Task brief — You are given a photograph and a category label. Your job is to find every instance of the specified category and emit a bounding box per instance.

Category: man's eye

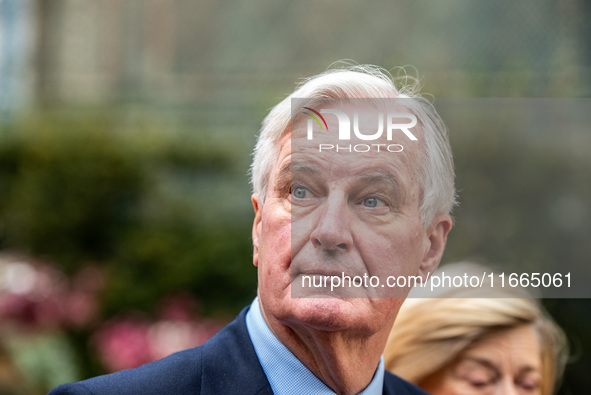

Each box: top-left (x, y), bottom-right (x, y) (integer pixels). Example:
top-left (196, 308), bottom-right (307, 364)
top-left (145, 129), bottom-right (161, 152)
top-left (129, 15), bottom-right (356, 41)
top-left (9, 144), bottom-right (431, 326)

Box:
top-left (363, 197), bottom-right (385, 208)
top-left (292, 186), bottom-right (309, 199)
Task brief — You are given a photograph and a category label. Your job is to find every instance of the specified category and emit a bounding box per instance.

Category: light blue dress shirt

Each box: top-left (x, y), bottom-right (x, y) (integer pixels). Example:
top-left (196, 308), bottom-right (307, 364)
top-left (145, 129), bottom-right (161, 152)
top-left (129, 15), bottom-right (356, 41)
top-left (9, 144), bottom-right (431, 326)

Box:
top-left (245, 297), bottom-right (385, 395)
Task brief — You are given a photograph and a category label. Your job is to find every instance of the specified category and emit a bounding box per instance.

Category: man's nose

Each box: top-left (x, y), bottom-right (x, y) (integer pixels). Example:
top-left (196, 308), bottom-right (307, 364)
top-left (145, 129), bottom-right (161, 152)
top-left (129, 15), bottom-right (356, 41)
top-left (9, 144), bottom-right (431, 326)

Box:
top-left (309, 193), bottom-right (353, 252)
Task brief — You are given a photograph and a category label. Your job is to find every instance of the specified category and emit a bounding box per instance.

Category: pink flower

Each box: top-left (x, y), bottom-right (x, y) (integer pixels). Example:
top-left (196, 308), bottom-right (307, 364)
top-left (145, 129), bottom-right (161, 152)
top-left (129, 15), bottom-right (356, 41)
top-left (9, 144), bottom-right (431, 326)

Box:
top-left (0, 254), bottom-right (102, 330)
top-left (92, 318), bottom-right (153, 372)
top-left (92, 293), bottom-right (227, 372)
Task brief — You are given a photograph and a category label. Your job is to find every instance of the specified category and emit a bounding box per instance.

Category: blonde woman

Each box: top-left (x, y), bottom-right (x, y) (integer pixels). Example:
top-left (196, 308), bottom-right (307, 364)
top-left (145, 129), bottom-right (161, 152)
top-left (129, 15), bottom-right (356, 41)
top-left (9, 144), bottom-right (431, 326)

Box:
top-left (384, 263), bottom-right (568, 395)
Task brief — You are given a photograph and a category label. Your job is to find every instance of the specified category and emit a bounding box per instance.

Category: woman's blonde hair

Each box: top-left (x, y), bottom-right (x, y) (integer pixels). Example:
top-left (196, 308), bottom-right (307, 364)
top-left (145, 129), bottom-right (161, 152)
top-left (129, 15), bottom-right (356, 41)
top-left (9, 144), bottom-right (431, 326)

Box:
top-left (384, 264), bottom-right (568, 395)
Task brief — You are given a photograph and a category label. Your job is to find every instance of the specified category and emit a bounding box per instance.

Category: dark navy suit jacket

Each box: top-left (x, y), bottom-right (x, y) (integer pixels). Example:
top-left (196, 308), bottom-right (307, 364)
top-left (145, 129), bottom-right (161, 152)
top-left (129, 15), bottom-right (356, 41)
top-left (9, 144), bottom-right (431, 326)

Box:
top-left (49, 307), bottom-right (429, 395)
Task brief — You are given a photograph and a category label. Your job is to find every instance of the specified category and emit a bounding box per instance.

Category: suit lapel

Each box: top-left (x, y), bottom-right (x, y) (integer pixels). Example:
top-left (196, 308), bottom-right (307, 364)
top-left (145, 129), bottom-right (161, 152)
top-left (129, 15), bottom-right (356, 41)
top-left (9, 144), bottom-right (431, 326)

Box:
top-left (200, 307), bottom-right (273, 394)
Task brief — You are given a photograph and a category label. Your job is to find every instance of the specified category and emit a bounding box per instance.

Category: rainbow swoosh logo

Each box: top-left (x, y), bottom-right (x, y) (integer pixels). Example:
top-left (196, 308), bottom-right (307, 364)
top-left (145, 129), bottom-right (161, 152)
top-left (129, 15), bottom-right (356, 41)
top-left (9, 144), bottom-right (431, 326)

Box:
top-left (302, 107), bottom-right (329, 131)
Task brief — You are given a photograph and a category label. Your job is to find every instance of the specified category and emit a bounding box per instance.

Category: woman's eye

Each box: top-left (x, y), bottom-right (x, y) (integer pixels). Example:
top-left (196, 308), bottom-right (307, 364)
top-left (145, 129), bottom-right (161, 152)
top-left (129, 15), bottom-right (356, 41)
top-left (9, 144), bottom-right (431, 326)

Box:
top-left (363, 197), bottom-right (385, 208)
top-left (292, 186), bottom-right (308, 199)
top-left (467, 379), bottom-right (493, 388)
top-left (461, 374), bottom-right (496, 389)
top-left (517, 378), bottom-right (541, 391)
top-left (453, 363), bottom-right (497, 389)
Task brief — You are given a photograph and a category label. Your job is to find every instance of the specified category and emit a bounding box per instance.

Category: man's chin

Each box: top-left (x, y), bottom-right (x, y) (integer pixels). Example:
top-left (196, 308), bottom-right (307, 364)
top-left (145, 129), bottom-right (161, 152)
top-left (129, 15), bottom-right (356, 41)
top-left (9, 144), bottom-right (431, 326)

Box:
top-left (283, 297), bottom-right (376, 333)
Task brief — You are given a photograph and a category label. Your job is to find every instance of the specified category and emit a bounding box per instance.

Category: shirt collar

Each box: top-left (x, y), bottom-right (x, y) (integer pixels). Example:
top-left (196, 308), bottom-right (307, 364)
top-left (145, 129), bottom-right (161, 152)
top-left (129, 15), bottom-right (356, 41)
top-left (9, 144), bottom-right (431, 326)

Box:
top-left (245, 297), bottom-right (385, 395)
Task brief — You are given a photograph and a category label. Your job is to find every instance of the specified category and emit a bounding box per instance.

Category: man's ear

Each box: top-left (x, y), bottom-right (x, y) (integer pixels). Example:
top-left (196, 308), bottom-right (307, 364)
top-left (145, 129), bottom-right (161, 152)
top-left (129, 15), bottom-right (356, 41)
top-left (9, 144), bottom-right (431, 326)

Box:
top-left (251, 194), bottom-right (263, 267)
top-left (418, 215), bottom-right (452, 279)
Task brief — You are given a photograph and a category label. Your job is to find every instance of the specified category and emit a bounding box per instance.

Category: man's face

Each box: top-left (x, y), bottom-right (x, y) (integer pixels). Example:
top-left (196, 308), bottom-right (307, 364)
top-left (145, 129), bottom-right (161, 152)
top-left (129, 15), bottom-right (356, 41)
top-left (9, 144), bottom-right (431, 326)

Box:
top-left (252, 103), bottom-right (451, 336)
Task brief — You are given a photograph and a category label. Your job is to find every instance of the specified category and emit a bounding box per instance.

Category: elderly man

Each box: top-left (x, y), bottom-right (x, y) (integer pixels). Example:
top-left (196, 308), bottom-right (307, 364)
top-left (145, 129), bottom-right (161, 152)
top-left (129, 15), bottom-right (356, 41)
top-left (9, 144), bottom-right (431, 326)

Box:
top-left (50, 65), bottom-right (454, 395)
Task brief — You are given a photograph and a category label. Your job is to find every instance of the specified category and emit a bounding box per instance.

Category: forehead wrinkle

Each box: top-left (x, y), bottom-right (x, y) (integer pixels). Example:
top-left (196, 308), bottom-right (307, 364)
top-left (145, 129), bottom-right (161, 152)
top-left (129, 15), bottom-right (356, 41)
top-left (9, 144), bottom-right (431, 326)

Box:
top-left (463, 356), bottom-right (497, 370)
top-left (358, 171), bottom-right (399, 189)
top-left (290, 163), bottom-right (321, 177)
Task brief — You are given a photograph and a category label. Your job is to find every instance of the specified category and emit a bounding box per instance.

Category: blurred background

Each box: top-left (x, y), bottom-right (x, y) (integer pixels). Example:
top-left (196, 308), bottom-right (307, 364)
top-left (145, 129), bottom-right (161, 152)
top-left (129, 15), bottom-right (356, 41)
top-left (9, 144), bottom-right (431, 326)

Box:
top-left (0, 0), bottom-right (589, 393)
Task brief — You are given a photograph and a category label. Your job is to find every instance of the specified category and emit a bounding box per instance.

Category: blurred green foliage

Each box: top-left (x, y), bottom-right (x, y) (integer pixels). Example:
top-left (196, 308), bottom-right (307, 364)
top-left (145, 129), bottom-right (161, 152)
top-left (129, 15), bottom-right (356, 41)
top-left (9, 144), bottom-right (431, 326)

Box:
top-left (0, 111), bottom-right (258, 318)
top-left (6, 333), bottom-right (80, 393)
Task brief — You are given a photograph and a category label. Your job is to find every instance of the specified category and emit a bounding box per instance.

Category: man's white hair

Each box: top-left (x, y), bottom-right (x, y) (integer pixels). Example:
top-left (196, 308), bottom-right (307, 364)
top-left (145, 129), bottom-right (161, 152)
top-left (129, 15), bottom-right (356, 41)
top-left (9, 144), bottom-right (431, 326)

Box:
top-left (250, 65), bottom-right (456, 226)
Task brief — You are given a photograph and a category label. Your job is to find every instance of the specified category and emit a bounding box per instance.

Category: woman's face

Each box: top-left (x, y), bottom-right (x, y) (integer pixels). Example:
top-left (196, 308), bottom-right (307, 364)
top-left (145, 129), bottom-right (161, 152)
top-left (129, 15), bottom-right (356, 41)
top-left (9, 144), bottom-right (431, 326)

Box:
top-left (421, 325), bottom-right (543, 395)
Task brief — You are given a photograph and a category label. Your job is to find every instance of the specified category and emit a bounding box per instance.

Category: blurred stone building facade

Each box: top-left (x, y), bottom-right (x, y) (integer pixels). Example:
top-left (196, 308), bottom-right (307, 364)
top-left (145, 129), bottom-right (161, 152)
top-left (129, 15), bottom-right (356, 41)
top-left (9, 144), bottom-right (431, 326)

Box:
top-left (1, 0), bottom-right (589, 115)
